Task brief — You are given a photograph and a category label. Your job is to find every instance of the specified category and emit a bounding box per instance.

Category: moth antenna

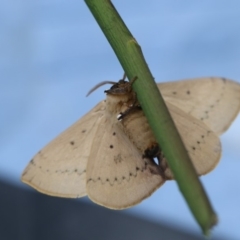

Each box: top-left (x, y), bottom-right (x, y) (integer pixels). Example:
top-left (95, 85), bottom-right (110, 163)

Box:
top-left (86, 81), bottom-right (117, 97)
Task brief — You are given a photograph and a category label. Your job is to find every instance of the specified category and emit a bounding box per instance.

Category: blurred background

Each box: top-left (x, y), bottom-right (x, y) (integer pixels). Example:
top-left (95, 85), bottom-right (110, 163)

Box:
top-left (1, 0), bottom-right (240, 239)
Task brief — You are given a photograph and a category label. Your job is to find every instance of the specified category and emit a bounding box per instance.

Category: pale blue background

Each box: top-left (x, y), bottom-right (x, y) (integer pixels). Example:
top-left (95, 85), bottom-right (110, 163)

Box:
top-left (1, 0), bottom-right (240, 239)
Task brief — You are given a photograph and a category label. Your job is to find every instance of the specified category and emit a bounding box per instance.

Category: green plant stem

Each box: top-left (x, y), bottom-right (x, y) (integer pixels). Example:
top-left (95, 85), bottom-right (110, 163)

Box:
top-left (84, 0), bottom-right (217, 234)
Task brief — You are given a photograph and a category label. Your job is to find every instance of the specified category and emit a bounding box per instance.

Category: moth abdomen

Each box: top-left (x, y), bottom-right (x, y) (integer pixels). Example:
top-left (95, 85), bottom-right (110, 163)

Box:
top-left (121, 108), bottom-right (157, 156)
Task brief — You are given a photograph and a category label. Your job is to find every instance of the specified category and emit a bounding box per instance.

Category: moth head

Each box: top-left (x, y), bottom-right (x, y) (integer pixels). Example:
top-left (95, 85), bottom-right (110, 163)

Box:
top-left (105, 76), bottom-right (137, 96)
top-left (105, 79), bottom-right (132, 95)
top-left (87, 74), bottom-right (137, 97)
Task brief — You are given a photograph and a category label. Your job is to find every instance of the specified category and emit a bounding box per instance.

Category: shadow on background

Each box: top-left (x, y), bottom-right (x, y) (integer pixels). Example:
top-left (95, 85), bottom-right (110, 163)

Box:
top-left (0, 178), bottom-right (225, 240)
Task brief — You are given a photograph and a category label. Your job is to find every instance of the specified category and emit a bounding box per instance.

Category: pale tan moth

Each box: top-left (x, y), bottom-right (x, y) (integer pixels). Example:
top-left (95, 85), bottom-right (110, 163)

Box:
top-left (21, 77), bottom-right (240, 209)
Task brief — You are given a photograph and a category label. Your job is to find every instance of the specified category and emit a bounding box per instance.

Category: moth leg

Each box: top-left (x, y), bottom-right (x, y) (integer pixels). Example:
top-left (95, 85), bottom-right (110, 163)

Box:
top-left (118, 105), bottom-right (141, 120)
top-left (129, 75), bottom-right (138, 86)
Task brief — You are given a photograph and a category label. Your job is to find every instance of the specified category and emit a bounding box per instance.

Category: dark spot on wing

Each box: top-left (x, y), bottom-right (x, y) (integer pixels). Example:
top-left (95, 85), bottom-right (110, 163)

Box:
top-left (70, 141), bottom-right (75, 145)
top-left (186, 90), bottom-right (190, 95)
top-left (113, 132), bottom-right (116, 136)
top-left (110, 145), bottom-right (114, 149)
top-left (30, 159), bottom-right (35, 165)
top-left (82, 129), bottom-right (86, 133)
top-left (172, 91), bottom-right (177, 95)
top-left (221, 77), bottom-right (227, 83)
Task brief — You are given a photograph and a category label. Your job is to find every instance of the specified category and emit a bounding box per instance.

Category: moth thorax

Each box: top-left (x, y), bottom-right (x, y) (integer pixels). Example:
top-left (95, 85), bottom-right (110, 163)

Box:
top-left (106, 93), bottom-right (134, 115)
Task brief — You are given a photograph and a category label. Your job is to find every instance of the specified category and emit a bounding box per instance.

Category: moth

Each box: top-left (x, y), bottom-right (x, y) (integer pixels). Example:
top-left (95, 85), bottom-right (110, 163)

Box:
top-left (21, 77), bottom-right (240, 209)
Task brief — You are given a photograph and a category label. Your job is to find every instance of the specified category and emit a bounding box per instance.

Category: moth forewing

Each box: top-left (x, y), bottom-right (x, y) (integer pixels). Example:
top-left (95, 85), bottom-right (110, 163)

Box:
top-left (159, 77), bottom-right (240, 135)
top-left (86, 114), bottom-right (165, 209)
top-left (21, 101), bottom-right (105, 198)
